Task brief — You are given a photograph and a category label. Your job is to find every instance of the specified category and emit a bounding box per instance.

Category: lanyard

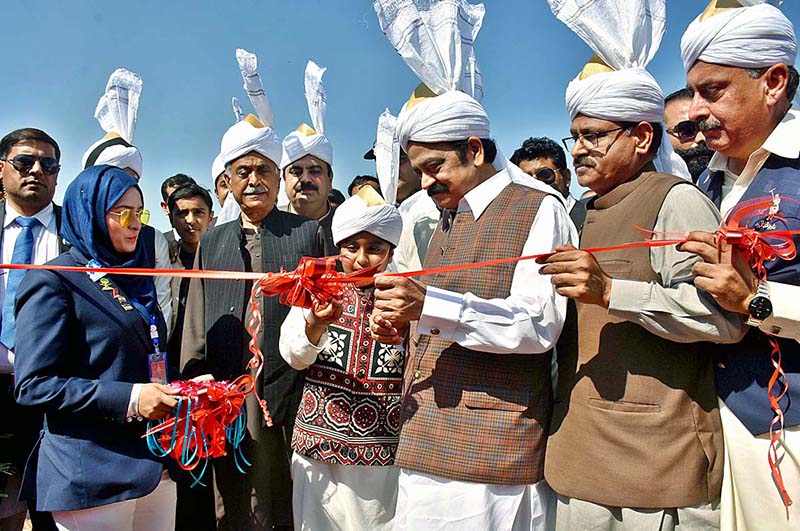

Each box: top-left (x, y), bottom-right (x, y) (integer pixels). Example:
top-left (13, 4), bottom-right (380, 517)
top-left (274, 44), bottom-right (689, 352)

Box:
top-left (148, 314), bottom-right (168, 385)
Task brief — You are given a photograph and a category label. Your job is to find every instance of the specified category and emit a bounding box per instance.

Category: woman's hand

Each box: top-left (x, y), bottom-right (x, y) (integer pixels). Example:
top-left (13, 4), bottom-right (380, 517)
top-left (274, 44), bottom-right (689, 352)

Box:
top-left (137, 383), bottom-right (178, 420)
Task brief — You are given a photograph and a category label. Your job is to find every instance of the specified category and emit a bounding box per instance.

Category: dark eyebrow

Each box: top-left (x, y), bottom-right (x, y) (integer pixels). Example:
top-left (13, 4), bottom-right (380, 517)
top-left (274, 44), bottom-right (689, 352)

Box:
top-left (417, 156), bottom-right (446, 168)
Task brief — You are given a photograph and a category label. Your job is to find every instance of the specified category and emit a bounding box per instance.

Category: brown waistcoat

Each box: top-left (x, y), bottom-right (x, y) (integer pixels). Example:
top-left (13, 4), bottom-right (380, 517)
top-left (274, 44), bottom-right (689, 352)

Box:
top-left (395, 182), bottom-right (553, 485)
top-left (544, 170), bottom-right (723, 508)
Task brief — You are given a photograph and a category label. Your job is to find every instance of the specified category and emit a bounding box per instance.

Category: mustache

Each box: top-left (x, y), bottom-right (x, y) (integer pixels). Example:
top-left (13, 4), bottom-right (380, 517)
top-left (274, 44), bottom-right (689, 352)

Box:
top-left (294, 181), bottom-right (319, 193)
top-left (697, 117), bottom-right (722, 132)
top-left (243, 185), bottom-right (268, 195)
top-left (427, 181), bottom-right (449, 197)
top-left (573, 156), bottom-right (596, 169)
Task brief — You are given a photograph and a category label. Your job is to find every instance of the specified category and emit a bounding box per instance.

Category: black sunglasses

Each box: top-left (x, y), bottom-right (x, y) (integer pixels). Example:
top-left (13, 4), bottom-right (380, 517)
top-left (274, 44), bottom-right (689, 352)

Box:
top-left (534, 167), bottom-right (557, 185)
top-left (666, 120), bottom-right (699, 143)
top-left (1, 154), bottom-right (60, 175)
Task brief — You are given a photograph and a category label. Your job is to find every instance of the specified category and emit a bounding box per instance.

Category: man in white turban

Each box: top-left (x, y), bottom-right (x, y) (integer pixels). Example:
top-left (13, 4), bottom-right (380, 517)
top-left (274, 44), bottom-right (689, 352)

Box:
top-left (279, 187), bottom-right (404, 531)
top-left (677, 1), bottom-right (800, 528)
top-left (180, 113), bottom-right (325, 531)
top-left (369, 1), bottom-right (574, 529)
top-left (280, 61), bottom-right (337, 255)
top-left (82, 68), bottom-right (173, 335)
top-left (539, 1), bottom-right (746, 528)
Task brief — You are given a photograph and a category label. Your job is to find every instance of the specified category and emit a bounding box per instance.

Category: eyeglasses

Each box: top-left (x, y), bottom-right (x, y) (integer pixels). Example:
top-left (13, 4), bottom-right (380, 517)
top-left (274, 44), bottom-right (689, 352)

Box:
top-left (562, 126), bottom-right (632, 152)
top-left (666, 120), bottom-right (699, 143)
top-left (1, 154), bottom-right (60, 175)
top-left (534, 167), bottom-right (557, 185)
top-left (108, 209), bottom-right (150, 228)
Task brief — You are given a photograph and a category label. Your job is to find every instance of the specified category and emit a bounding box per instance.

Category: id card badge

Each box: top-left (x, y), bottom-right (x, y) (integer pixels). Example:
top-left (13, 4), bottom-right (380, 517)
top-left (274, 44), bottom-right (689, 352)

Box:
top-left (148, 315), bottom-right (168, 385)
top-left (149, 350), bottom-right (168, 385)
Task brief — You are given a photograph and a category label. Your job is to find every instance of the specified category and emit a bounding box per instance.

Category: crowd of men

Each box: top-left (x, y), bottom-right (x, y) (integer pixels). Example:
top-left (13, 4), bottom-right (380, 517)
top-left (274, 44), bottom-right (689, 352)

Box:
top-left (0, 0), bottom-right (798, 530)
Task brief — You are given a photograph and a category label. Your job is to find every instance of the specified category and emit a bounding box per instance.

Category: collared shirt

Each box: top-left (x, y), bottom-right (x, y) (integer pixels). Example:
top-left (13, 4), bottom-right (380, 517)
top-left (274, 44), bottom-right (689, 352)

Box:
top-left (416, 167), bottom-right (574, 354)
top-left (0, 202), bottom-right (61, 373)
top-left (707, 107), bottom-right (800, 341)
top-left (564, 194), bottom-right (577, 214)
top-left (709, 107), bottom-right (800, 217)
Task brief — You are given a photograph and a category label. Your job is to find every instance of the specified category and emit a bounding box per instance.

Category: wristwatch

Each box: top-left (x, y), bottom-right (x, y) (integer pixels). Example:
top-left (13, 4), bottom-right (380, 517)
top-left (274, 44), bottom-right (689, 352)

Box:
top-left (746, 280), bottom-right (773, 327)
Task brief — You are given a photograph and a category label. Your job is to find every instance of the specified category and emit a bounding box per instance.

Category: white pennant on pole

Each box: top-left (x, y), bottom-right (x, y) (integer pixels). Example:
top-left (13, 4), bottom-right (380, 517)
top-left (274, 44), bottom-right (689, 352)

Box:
top-left (236, 48), bottom-right (275, 127)
top-left (231, 97), bottom-right (244, 122)
top-left (304, 60), bottom-right (327, 134)
top-left (375, 109), bottom-right (399, 206)
top-left (94, 68), bottom-right (142, 142)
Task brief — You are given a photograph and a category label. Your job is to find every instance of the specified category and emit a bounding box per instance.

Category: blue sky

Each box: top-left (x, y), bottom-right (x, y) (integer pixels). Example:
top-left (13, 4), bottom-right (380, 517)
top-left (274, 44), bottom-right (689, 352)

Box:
top-left (1, 0), bottom-right (797, 231)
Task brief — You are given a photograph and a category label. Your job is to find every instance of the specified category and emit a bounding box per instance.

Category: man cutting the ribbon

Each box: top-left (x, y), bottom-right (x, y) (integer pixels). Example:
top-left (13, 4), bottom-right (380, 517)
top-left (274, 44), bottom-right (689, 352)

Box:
top-left (677, 1), bottom-right (800, 527)
top-left (369, 1), bottom-right (573, 529)
top-left (538, 0), bottom-right (746, 529)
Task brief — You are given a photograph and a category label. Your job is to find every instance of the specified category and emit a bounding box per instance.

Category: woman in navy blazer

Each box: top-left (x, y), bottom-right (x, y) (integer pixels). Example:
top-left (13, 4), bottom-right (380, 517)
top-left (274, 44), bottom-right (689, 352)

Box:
top-left (13, 166), bottom-right (178, 530)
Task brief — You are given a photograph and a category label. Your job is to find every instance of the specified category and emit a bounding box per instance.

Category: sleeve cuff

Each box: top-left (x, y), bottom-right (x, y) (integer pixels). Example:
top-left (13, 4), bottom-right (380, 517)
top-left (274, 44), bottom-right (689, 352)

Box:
top-left (417, 286), bottom-right (463, 340)
top-left (608, 278), bottom-right (649, 315)
top-left (759, 281), bottom-right (800, 339)
top-left (126, 383), bottom-right (143, 422)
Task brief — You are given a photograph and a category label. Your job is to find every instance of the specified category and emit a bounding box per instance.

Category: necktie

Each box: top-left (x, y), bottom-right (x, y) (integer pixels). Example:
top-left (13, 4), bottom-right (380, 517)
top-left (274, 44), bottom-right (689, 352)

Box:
top-left (441, 209), bottom-right (455, 232)
top-left (1, 217), bottom-right (40, 350)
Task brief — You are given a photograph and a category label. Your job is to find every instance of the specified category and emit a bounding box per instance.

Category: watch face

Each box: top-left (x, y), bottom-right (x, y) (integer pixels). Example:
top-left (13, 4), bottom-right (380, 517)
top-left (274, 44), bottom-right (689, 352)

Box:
top-left (749, 296), bottom-right (773, 321)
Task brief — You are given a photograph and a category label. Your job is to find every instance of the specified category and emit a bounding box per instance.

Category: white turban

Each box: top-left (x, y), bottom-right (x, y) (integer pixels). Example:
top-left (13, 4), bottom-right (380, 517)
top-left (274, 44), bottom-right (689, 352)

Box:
top-left (681, 2), bottom-right (797, 72)
top-left (375, 0), bottom-right (487, 150)
top-left (280, 61), bottom-right (333, 170)
top-left (396, 90), bottom-right (490, 151)
top-left (280, 129), bottom-right (333, 170)
top-left (220, 114), bottom-right (282, 167)
top-left (83, 68), bottom-right (144, 178)
top-left (211, 154), bottom-right (225, 183)
top-left (549, 0), bottom-right (690, 180)
top-left (82, 136), bottom-right (143, 178)
top-left (332, 189), bottom-right (403, 247)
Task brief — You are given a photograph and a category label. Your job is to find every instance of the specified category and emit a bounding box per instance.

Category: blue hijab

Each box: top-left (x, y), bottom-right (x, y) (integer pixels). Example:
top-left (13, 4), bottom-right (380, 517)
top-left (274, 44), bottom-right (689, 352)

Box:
top-left (62, 165), bottom-right (157, 322)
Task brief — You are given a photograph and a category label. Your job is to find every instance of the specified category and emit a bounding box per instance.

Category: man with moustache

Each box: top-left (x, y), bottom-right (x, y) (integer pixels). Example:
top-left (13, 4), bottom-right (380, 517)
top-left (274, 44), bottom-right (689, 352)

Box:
top-left (369, 1), bottom-right (573, 527)
top-left (0, 128), bottom-right (67, 531)
top-left (281, 61), bottom-right (337, 256)
top-left (180, 115), bottom-right (322, 531)
top-left (677, 2), bottom-right (800, 527)
top-left (539, 0), bottom-right (746, 527)
top-left (663, 88), bottom-right (714, 183)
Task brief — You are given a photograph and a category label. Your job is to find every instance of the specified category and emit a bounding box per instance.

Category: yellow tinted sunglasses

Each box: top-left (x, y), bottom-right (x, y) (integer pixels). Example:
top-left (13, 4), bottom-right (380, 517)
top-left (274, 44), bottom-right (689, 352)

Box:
top-left (108, 209), bottom-right (150, 228)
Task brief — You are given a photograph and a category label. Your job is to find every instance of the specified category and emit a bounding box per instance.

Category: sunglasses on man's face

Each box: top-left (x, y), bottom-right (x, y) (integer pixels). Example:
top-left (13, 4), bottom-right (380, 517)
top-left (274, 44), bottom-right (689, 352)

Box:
top-left (1, 154), bottom-right (60, 175)
top-left (534, 167), bottom-right (557, 185)
top-left (666, 120), bottom-right (700, 143)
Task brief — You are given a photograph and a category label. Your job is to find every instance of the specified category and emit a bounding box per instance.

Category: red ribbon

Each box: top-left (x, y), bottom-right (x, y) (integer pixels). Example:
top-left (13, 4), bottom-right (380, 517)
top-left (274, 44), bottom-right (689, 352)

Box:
top-left (144, 375), bottom-right (253, 473)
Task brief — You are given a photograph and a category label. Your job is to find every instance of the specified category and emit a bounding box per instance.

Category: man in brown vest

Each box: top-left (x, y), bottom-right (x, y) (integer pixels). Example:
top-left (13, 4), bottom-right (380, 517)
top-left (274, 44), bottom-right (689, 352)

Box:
top-left (539, 1), bottom-right (746, 527)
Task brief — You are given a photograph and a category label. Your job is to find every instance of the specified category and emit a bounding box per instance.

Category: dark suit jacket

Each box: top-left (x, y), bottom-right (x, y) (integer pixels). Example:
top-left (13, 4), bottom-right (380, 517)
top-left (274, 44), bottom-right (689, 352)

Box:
top-left (181, 208), bottom-right (322, 425)
top-left (13, 248), bottom-right (170, 511)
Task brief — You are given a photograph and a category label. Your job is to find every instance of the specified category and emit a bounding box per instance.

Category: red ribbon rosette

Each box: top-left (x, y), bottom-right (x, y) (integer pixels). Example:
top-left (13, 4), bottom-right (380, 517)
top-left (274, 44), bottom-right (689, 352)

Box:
top-left (144, 375), bottom-right (254, 483)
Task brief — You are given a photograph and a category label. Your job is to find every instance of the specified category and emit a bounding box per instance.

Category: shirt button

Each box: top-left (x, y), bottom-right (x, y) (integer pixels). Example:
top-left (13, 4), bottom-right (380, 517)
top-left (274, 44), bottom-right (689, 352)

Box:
top-left (430, 328), bottom-right (440, 336)
top-left (230, 306), bottom-right (235, 312)
top-left (414, 370), bottom-right (421, 379)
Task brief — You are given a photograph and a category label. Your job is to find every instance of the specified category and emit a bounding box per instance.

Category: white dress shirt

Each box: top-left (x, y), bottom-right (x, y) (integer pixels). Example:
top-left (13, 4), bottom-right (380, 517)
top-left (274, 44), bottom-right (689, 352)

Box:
top-left (416, 168), bottom-right (573, 354)
top-left (0, 202), bottom-right (62, 372)
top-left (706, 107), bottom-right (800, 340)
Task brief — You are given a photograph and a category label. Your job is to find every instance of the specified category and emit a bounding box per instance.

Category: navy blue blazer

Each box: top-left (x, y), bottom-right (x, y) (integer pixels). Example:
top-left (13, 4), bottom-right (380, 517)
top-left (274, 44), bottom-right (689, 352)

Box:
top-left (699, 156), bottom-right (800, 434)
top-left (13, 248), bottom-right (170, 511)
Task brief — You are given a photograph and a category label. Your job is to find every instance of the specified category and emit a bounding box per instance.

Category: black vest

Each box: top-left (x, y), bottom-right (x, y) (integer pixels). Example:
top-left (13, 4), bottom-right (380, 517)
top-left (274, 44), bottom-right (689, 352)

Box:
top-left (199, 209), bottom-right (321, 426)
